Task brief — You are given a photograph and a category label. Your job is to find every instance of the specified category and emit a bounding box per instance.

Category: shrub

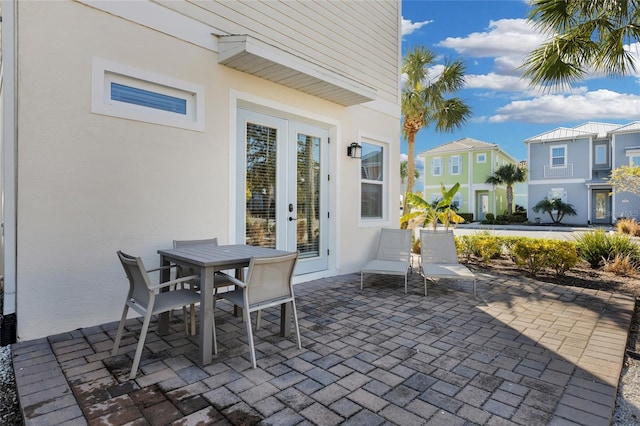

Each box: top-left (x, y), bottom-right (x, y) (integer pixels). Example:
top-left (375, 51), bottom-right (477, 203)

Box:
top-left (510, 238), bottom-right (548, 276)
top-left (574, 229), bottom-right (640, 269)
top-left (544, 240), bottom-right (579, 276)
top-left (603, 254), bottom-right (639, 276)
top-left (458, 213), bottom-right (474, 223)
top-left (459, 233), bottom-right (503, 264)
top-left (617, 218), bottom-right (640, 237)
top-left (485, 213), bottom-right (495, 222)
top-left (507, 215), bottom-right (527, 223)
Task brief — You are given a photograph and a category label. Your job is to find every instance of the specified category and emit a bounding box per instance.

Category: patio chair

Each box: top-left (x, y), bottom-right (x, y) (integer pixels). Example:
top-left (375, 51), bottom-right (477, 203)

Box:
top-left (360, 228), bottom-right (412, 293)
top-left (419, 229), bottom-right (476, 298)
top-left (214, 251), bottom-right (301, 368)
top-left (173, 238), bottom-right (235, 335)
top-left (112, 251), bottom-right (202, 379)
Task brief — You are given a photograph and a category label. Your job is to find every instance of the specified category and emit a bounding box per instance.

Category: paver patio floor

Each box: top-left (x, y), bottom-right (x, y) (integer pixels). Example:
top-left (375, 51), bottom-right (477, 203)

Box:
top-left (12, 270), bottom-right (635, 425)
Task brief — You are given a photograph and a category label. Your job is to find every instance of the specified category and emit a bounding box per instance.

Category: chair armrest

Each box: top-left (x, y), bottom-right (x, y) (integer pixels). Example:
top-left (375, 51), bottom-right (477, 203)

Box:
top-left (225, 275), bottom-right (247, 288)
top-left (150, 275), bottom-right (200, 291)
top-left (146, 264), bottom-right (178, 273)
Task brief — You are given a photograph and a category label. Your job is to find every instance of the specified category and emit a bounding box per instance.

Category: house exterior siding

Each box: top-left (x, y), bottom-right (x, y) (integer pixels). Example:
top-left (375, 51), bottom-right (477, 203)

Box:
top-left (2, 0), bottom-right (401, 340)
top-left (526, 122), bottom-right (640, 225)
top-left (419, 138), bottom-right (520, 222)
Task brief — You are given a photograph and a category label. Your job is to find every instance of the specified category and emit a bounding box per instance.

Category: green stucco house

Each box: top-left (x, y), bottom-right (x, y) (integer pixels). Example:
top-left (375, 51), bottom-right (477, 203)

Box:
top-left (418, 138), bottom-right (520, 221)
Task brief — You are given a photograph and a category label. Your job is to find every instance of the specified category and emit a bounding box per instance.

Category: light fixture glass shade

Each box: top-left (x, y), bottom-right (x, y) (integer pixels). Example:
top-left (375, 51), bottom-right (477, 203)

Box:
top-left (347, 142), bottom-right (362, 159)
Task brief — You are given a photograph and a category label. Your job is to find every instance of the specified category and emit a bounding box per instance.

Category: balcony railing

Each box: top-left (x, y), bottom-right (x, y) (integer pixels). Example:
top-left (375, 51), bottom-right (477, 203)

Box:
top-left (544, 164), bottom-right (573, 178)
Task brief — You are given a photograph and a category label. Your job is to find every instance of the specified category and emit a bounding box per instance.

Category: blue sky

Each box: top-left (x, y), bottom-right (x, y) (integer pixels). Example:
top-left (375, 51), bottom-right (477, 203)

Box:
top-left (401, 0), bottom-right (640, 179)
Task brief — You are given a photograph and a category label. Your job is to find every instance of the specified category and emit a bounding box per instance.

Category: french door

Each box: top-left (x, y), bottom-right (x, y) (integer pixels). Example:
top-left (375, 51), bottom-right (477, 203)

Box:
top-left (236, 109), bottom-right (329, 274)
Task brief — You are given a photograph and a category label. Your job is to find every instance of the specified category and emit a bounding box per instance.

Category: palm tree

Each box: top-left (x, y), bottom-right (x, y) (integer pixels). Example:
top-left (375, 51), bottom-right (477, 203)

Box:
top-left (485, 164), bottom-right (527, 216)
top-left (523, 0), bottom-right (640, 89)
top-left (402, 46), bottom-right (472, 206)
top-left (532, 198), bottom-right (578, 224)
top-left (400, 160), bottom-right (420, 212)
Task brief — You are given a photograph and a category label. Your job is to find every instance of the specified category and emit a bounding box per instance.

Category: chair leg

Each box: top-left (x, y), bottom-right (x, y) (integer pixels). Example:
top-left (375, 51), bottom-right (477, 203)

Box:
top-left (182, 307), bottom-right (189, 336)
top-left (244, 309), bottom-right (257, 368)
top-left (112, 304), bottom-right (129, 356)
top-left (424, 277), bottom-right (428, 296)
top-left (290, 300), bottom-right (302, 350)
top-left (256, 310), bottom-right (262, 330)
top-left (212, 298), bottom-right (218, 355)
top-left (473, 277), bottom-right (477, 300)
top-left (129, 310), bottom-right (153, 380)
top-left (360, 272), bottom-right (364, 290)
top-left (404, 274), bottom-right (408, 294)
top-left (190, 304), bottom-right (196, 336)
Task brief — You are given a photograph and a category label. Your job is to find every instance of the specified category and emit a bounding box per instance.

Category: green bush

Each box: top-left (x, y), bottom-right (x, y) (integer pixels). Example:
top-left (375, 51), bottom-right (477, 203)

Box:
top-left (485, 213), bottom-right (495, 222)
top-left (574, 230), bottom-right (640, 269)
top-left (459, 233), bottom-right (503, 263)
top-left (510, 238), bottom-right (548, 276)
top-left (545, 240), bottom-right (579, 276)
top-left (458, 213), bottom-right (474, 223)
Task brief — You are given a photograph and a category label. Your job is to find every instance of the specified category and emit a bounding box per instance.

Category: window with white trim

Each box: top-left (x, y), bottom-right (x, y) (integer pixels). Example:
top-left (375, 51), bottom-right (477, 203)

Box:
top-left (450, 155), bottom-right (462, 175)
top-left (431, 157), bottom-right (442, 176)
top-left (91, 57), bottom-right (204, 131)
top-left (550, 145), bottom-right (567, 166)
top-left (594, 143), bottom-right (607, 165)
top-left (452, 193), bottom-right (463, 209)
top-left (477, 153), bottom-right (486, 163)
top-left (360, 141), bottom-right (386, 219)
top-left (548, 188), bottom-right (567, 203)
top-left (627, 149), bottom-right (640, 166)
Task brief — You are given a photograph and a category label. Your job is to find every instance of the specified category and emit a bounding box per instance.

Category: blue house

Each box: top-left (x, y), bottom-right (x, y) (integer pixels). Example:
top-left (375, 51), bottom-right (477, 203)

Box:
top-left (526, 122), bottom-right (640, 225)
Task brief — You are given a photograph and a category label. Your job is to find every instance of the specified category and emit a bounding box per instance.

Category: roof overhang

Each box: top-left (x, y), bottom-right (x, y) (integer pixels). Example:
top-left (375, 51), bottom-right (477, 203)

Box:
top-left (217, 35), bottom-right (376, 106)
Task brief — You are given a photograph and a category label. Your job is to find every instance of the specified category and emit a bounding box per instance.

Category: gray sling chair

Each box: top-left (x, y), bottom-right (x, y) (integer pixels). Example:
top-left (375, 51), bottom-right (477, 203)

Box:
top-left (172, 238), bottom-right (235, 335)
top-left (360, 228), bottom-right (413, 293)
top-left (214, 251), bottom-right (301, 368)
top-left (419, 229), bottom-right (476, 298)
top-left (112, 251), bottom-right (202, 379)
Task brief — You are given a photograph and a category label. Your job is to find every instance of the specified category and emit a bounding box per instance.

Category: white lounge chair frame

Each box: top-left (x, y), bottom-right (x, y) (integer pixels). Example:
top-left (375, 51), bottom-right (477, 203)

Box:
top-left (360, 228), bottom-right (412, 293)
top-left (419, 229), bottom-right (476, 298)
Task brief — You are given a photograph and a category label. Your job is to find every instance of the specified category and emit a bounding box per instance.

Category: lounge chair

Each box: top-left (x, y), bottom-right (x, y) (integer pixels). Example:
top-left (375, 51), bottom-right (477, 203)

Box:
top-left (360, 228), bottom-right (412, 293)
top-left (419, 229), bottom-right (476, 298)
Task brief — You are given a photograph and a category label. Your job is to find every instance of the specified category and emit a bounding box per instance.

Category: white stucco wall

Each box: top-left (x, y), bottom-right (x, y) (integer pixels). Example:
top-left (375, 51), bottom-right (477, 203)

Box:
top-left (13, 1), bottom-right (401, 340)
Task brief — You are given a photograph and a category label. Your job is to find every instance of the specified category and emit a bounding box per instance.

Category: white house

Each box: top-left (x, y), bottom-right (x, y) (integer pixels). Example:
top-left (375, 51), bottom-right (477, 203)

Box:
top-left (0, 0), bottom-right (402, 342)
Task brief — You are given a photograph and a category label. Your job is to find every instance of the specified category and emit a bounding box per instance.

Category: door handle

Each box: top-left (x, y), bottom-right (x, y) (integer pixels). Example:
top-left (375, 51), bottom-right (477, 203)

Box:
top-left (288, 217), bottom-right (297, 221)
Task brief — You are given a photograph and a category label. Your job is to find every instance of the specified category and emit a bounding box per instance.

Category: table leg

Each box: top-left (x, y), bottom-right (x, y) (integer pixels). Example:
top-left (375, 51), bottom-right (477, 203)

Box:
top-left (234, 268), bottom-right (243, 318)
top-left (280, 302), bottom-right (292, 337)
top-left (158, 256), bottom-right (171, 335)
top-left (199, 266), bottom-right (215, 365)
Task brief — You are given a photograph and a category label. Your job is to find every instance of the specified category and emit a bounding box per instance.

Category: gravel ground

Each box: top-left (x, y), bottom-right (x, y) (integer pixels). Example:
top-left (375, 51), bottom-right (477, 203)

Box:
top-left (0, 345), bottom-right (22, 425)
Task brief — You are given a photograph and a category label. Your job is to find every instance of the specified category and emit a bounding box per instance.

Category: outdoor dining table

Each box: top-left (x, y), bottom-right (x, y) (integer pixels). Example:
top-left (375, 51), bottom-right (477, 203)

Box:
top-left (157, 243), bottom-right (292, 365)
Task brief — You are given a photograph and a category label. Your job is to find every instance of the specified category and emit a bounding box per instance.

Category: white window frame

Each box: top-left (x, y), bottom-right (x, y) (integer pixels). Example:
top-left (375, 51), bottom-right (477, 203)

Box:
top-left (594, 143), bottom-right (607, 165)
top-left (450, 155), bottom-right (462, 175)
top-left (452, 193), bottom-right (463, 209)
top-left (91, 57), bottom-right (205, 131)
top-left (550, 145), bottom-right (567, 167)
top-left (359, 138), bottom-right (388, 224)
top-left (431, 157), bottom-right (442, 176)
top-left (627, 149), bottom-right (640, 166)
top-left (477, 153), bottom-right (486, 163)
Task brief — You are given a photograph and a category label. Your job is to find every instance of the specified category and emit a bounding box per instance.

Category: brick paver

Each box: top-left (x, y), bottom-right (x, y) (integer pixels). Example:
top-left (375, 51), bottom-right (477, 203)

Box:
top-left (12, 270), bottom-right (634, 425)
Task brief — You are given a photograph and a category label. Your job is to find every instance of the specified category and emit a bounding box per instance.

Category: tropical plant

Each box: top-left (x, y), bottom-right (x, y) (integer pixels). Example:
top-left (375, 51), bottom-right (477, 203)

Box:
top-left (523, 0), bottom-right (640, 89)
top-left (575, 229), bottom-right (640, 269)
top-left (400, 160), bottom-right (420, 212)
top-left (607, 165), bottom-right (640, 195)
top-left (401, 46), bottom-right (471, 208)
top-left (485, 164), bottom-right (527, 216)
top-left (402, 183), bottom-right (466, 230)
top-left (532, 198), bottom-right (577, 224)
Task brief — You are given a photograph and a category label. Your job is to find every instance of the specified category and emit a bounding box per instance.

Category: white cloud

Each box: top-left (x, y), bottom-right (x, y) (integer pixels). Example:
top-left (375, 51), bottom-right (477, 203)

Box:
top-left (402, 18), bottom-right (433, 36)
top-left (465, 73), bottom-right (531, 92)
top-left (438, 19), bottom-right (544, 59)
top-left (489, 89), bottom-right (640, 123)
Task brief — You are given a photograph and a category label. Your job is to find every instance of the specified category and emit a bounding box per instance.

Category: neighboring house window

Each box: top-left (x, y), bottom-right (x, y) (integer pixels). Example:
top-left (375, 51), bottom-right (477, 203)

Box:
top-left (91, 57), bottom-right (204, 131)
top-left (548, 188), bottom-right (567, 202)
top-left (477, 153), bottom-right (486, 163)
top-left (594, 144), bottom-right (607, 165)
top-left (627, 149), bottom-right (640, 166)
top-left (452, 193), bottom-right (463, 209)
top-left (430, 193), bottom-right (441, 204)
top-left (431, 157), bottom-right (442, 176)
top-left (360, 141), bottom-right (385, 219)
top-left (450, 156), bottom-right (462, 175)
top-left (551, 145), bottom-right (567, 166)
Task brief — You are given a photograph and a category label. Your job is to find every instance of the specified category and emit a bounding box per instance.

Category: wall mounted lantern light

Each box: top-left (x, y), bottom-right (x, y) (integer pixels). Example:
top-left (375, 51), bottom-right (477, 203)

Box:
top-left (347, 142), bottom-right (362, 159)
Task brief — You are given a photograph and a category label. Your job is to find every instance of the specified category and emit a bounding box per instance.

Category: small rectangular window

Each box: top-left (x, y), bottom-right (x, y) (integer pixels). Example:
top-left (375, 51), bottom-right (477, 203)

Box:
top-left (477, 153), bottom-right (486, 163)
top-left (431, 158), bottom-right (442, 176)
top-left (92, 57), bottom-right (204, 131)
top-left (594, 144), bottom-right (607, 165)
top-left (360, 142), bottom-right (385, 219)
top-left (450, 156), bottom-right (462, 175)
top-left (631, 155), bottom-right (640, 166)
top-left (551, 146), bottom-right (566, 166)
top-left (110, 83), bottom-right (187, 114)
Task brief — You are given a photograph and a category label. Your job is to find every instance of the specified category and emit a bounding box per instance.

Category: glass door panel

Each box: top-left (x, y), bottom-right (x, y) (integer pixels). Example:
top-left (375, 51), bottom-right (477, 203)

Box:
top-left (296, 133), bottom-right (321, 259)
